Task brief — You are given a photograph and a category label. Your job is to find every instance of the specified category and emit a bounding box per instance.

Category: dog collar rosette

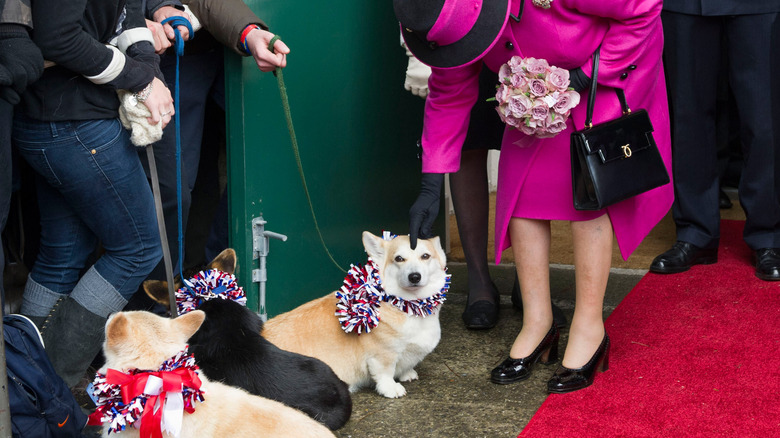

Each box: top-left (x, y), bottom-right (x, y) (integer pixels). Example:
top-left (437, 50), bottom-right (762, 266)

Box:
top-left (176, 269), bottom-right (246, 315)
top-left (335, 259), bottom-right (451, 334)
top-left (87, 347), bottom-right (205, 438)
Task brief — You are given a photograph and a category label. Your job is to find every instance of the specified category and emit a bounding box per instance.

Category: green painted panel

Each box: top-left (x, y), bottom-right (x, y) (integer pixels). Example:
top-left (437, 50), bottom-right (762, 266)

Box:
top-left (224, 1), bottom-right (443, 317)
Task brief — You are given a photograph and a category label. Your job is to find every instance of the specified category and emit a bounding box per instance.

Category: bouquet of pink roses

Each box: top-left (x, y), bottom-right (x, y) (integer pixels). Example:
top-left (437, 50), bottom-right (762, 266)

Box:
top-left (493, 56), bottom-right (581, 138)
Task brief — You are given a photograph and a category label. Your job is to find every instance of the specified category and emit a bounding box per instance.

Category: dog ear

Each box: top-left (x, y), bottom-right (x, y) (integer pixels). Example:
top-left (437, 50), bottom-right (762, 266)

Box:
top-left (207, 248), bottom-right (237, 274)
top-left (174, 310), bottom-right (206, 340)
top-left (105, 312), bottom-right (129, 348)
top-left (428, 236), bottom-right (447, 266)
top-left (143, 280), bottom-right (172, 309)
top-left (362, 231), bottom-right (385, 260)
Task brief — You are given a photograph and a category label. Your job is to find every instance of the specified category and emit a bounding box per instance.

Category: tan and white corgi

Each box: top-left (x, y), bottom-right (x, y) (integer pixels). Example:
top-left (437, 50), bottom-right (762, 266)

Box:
top-left (97, 310), bottom-right (335, 437)
top-left (262, 231), bottom-right (449, 398)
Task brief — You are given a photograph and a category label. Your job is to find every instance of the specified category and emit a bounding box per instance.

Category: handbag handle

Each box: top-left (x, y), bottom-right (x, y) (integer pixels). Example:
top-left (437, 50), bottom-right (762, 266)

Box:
top-left (583, 47), bottom-right (631, 129)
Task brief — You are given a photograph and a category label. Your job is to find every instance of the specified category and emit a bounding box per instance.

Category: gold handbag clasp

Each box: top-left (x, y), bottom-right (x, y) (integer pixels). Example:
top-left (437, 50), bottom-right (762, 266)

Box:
top-left (621, 144), bottom-right (632, 158)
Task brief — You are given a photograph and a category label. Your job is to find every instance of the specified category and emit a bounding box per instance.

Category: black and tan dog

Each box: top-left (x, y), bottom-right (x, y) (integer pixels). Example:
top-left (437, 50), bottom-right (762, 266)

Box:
top-left (143, 250), bottom-right (352, 430)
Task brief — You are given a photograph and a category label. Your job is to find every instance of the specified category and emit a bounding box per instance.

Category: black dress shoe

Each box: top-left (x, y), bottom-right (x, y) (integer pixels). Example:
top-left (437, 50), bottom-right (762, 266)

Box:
top-left (491, 325), bottom-right (559, 385)
top-left (511, 275), bottom-right (568, 328)
top-left (755, 248), bottom-right (780, 281)
top-left (547, 334), bottom-right (609, 394)
top-left (462, 284), bottom-right (499, 329)
top-left (718, 188), bottom-right (733, 209)
top-left (649, 241), bottom-right (718, 274)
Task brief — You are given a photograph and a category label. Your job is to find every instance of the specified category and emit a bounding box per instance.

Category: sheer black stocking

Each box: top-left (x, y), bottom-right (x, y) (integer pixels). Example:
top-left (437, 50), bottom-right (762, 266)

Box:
top-left (449, 149), bottom-right (498, 305)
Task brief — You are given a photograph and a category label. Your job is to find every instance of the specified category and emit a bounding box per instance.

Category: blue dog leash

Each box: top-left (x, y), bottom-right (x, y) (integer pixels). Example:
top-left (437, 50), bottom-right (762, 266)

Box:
top-left (160, 16), bottom-right (195, 316)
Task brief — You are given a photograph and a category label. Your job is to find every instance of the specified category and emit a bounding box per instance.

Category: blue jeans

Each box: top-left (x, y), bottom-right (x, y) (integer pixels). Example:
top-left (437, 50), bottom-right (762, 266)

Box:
top-left (12, 115), bottom-right (162, 300)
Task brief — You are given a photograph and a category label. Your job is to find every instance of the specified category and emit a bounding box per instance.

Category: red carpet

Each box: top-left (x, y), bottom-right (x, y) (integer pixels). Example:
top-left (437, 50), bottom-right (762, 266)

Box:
top-left (520, 220), bottom-right (780, 437)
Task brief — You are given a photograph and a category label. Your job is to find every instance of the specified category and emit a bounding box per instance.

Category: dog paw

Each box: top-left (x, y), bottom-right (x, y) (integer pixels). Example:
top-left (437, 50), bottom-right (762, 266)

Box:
top-left (376, 380), bottom-right (407, 398)
top-left (398, 369), bottom-right (418, 382)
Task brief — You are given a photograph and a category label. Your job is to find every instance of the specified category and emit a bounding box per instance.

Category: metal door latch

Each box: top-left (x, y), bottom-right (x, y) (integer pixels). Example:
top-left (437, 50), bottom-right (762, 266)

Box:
top-left (251, 216), bottom-right (287, 321)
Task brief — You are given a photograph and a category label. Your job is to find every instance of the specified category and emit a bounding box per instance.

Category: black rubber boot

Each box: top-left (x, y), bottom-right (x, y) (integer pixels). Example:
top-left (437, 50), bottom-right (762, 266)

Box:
top-left (41, 296), bottom-right (108, 388)
top-left (40, 267), bottom-right (128, 388)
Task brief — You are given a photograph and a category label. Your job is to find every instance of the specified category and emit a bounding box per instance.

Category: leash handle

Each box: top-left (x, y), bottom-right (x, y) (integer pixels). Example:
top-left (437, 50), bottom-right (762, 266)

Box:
top-left (267, 34), bottom-right (282, 52)
top-left (161, 16), bottom-right (194, 55)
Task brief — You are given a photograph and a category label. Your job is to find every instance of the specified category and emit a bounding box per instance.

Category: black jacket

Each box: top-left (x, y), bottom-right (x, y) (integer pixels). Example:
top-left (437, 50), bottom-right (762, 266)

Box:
top-left (20, 0), bottom-right (161, 121)
top-left (0, 0), bottom-right (42, 105)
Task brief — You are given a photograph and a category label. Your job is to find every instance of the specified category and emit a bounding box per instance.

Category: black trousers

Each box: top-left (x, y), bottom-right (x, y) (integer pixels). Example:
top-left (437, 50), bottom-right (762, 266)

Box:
top-left (662, 11), bottom-right (780, 249)
top-left (1, 98), bottom-right (12, 302)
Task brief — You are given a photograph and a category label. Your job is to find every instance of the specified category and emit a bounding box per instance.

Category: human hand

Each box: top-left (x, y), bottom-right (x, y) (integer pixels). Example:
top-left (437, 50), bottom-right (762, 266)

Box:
top-left (568, 67), bottom-right (590, 93)
top-left (0, 30), bottom-right (43, 104)
top-left (409, 173), bottom-right (444, 250)
top-left (245, 28), bottom-right (289, 72)
top-left (152, 6), bottom-right (191, 41)
top-left (140, 77), bottom-right (175, 128)
top-left (146, 19), bottom-right (172, 54)
top-left (404, 54), bottom-right (431, 98)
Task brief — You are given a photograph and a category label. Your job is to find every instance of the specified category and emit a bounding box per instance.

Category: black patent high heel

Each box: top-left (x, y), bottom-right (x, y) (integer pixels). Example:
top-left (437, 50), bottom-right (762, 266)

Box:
top-left (490, 325), bottom-right (560, 384)
top-left (547, 334), bottom-right (610, 394)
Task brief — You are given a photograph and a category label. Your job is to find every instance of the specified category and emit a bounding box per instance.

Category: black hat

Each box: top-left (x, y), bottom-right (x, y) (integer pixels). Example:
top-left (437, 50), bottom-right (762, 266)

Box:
top-left (394, 0), bottom-right (511, 69)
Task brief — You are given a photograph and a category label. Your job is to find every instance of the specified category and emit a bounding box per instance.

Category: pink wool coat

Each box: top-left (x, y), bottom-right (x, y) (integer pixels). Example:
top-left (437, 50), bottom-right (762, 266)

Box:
top-left (421, 0), bottom-right (673, 263)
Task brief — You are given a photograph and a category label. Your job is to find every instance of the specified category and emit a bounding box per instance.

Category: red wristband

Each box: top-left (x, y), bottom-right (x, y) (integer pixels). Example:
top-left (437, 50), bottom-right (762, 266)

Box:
top-left (240, 24), bottom-right (261, 55)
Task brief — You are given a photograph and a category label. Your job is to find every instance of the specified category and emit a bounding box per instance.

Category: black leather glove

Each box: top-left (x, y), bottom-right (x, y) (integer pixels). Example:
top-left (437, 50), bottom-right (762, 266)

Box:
top-left (568, 67), bottom-right (590, 93)
top-left (0, 24), bottom-right (44, 105)
top-left (409, 172), bottom-right (444, 250)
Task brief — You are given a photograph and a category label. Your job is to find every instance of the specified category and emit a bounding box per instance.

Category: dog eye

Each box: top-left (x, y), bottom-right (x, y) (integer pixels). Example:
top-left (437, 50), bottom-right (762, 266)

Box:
top-left (394, 255), bottom-right (405, 262)
top-left (421, 253), bottom-right (430, 260)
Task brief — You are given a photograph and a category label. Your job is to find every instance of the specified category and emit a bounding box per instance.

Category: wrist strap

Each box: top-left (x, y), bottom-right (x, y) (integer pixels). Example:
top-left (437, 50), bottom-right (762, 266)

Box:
top-left (240, 24), bottom-right (261, 55)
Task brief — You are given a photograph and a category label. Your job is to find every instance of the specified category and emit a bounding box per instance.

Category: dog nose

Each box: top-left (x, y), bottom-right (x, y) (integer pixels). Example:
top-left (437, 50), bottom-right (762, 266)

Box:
top-left (408, 272), bottom-right (421, 284)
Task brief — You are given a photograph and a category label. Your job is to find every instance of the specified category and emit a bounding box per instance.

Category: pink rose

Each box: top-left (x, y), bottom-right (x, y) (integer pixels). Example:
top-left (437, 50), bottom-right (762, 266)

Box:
top-left (508, 93), bottom-right (533, 118)
top-left (505, 114), bottom-right (522, 129)
top-left (519, 120), bottom-right (538, 136)
top-left (495, 84), bottom-right (511, 104)
top-left (523, 57), bottom-right (550, 76)
top-left (496, 106), bottom-right (521, 129)
top-left (552, 90), bottom-right (581, 113)
top-left (510, 72), bottom-right (528, 91)
top-left (499, 63), bottom-right (512, 84)
top-left (545, 67), bottom-right (570, 92)
top-left (528, 78), bottom-right (548, 97)
top-left (495, 105), bottom-right (509, 124)
top-left (531, 99), bottom-right (549, 121)
top-left (544, 112), bottom-right (568, 135)
top-left (509, 56), bottom-right (524, 75)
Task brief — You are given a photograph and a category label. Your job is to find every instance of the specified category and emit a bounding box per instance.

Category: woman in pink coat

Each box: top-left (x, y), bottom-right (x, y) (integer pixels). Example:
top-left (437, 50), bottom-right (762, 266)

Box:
top-left (397, 0), bottom-right (672, 393)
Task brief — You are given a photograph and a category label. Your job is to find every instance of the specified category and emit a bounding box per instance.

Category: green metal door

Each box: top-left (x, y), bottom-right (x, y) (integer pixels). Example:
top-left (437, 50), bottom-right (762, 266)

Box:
top-left (224, 1), bottom-right (443, 317)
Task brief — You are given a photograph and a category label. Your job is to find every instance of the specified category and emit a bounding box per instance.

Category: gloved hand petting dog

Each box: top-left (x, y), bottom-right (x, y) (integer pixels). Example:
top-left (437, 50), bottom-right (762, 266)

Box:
top-left (409, 173), bottom-right (444, 250)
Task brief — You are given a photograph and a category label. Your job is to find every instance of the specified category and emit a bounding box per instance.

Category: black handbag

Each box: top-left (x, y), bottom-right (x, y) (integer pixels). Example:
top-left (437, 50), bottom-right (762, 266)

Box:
top-left (570, 48), bottom-right (669, 211)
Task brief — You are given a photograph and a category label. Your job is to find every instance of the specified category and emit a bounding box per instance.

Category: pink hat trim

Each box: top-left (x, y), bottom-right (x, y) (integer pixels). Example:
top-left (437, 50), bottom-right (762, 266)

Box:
top-left (427, 0), bottom-right (483, 47)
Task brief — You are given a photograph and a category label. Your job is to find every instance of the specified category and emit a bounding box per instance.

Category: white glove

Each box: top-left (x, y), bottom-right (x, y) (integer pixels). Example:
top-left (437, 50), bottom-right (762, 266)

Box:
top-left (402, 42), bottom-right (431, 99)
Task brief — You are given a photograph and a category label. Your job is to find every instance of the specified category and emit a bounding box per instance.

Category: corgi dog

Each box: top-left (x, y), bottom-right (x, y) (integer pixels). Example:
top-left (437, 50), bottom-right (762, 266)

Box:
top-left (97, 310), bottom-right (335, 437)
top-left (143, 249), bottom-right (352, 430)
top-left (262, 232), bottom-right (449, 398)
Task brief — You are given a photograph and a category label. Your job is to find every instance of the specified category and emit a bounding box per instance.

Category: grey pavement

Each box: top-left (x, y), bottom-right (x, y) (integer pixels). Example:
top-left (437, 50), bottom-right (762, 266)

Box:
top-left (335, 262), bottom-right (644, 438)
